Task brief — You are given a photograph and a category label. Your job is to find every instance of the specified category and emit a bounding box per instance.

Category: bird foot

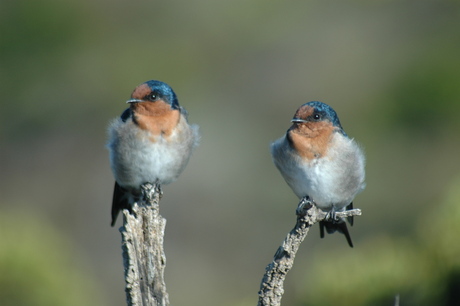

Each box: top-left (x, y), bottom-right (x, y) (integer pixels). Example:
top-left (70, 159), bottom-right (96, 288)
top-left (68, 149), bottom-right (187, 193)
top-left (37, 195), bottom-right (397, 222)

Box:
top-left (154, 180), bottom-right (164, 198)
top-left (324, 208), bottom-right (340, 223)
top-left (140, 181), bottom-right (163, 200)
top-left (296, 196), bottom-right (313, 216)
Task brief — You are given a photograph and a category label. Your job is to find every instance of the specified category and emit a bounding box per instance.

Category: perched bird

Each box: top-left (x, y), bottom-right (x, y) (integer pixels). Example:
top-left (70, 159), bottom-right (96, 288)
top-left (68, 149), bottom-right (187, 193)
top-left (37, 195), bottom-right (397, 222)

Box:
top-left (107, 80), bottom-right (199, 226)
top-left (270, 101), bottom-right (365, 247)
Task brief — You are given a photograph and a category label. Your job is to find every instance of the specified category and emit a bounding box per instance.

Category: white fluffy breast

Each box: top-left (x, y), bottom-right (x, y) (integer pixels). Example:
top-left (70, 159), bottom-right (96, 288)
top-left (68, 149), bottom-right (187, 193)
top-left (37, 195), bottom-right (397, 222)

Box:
top-left (107, 116), bottom-right (199, 189)
top-left (271, 133), bottom-right (365, 211)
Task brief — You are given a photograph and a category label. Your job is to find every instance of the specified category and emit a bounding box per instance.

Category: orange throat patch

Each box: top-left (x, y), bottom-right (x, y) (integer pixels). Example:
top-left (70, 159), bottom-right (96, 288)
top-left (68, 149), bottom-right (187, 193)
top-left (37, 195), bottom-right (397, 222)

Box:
top-left (288, 122), bottom-right (335, 160)
top-left (132, 100), bottom-right (180, 139)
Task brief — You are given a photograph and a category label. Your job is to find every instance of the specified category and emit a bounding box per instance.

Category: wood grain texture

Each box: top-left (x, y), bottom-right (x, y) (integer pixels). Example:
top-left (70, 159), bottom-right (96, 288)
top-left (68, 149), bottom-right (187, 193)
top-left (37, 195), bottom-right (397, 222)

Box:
top-left (120, 183), bottom-right (169, 306)
top-left (258, 197), bottom-right (361, 306)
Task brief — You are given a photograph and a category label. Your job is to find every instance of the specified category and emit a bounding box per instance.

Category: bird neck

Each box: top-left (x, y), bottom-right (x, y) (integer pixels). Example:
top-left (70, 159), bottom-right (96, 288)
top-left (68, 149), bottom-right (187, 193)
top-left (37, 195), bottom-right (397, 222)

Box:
top-left (287, 122), bottom-right (335, 159)
top-left (132, 102), bottom-right (181, 137)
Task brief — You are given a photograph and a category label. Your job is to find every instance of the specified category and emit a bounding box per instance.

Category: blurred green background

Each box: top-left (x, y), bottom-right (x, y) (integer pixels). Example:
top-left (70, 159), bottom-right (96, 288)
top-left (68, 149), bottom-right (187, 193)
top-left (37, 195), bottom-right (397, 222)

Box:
top-left (1, 0), bottom-right (460, 305)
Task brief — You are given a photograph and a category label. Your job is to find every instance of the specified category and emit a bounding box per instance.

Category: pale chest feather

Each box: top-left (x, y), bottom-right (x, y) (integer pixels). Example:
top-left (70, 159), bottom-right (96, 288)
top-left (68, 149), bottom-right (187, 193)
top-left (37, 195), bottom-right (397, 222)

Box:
top-left (107, 115), bottom-right (199, 188)
top-left (271, 132), bottom-right (365, 209)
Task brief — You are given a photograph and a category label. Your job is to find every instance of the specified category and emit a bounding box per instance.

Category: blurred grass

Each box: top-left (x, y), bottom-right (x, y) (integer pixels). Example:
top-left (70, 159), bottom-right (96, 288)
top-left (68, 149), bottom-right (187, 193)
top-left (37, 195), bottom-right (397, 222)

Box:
top-left (385, 48), bottom-right (460, 133)
top-left (300, 175), bottom-right (460, 305)
top-left (1, 0), bottom-right (460, 305)
top-left (0, 210), bottom-right (106, 306)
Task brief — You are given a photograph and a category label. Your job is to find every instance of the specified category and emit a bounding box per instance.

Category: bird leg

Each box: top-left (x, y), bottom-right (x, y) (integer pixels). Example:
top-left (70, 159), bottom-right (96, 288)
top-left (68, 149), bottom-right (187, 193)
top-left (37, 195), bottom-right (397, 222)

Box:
top-left (155, 179), bottom-right (164, 199)
top-left (324, 207), bottom-right (339, 223)
top-left (296, 196), bottom-right (313, 216)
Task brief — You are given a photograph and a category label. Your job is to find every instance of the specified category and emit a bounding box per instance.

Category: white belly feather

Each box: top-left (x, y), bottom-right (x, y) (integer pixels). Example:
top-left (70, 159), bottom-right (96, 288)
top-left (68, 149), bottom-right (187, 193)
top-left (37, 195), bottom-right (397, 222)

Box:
top-left (107, 116), bottom-right (199, 189)
top-left (271, 133), bottom-right (365, 211)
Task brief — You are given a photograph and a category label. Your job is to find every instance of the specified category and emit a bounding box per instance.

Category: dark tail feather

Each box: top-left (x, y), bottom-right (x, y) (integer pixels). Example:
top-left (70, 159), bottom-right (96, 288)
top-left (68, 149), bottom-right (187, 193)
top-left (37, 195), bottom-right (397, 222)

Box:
top-left (337, 221), bottom-right (353, 248)
top-left (111, 182), bottom-right (128, 227)
top-left (319, 221), bottom-right (326, 238)
top-left (319, 220), bottom-right (354, 248)
top-left (346, 202), bottom-right (354, 226)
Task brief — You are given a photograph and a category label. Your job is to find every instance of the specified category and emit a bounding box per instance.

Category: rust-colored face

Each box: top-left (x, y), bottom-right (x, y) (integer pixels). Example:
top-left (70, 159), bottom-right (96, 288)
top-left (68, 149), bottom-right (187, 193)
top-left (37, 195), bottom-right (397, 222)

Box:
top-left (128, 84), bottom-right (181, 140)
top-left (290, 105), bottom-right (335, 137)
top-left (128, 83), bottom-right (174, 117)
top-left (130, 83), bottom-right (151, 100)
top-left (288, 104), bottom-right (337, 160)
top-left (293, 104), bottom-right (315, 120)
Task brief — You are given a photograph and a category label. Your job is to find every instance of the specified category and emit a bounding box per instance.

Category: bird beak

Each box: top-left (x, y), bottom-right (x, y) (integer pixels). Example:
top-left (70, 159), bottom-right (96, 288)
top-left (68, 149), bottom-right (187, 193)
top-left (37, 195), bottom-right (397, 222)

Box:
top-left (126, 99), bottom-right (144, 104)
top-left (291, 118), bottom-right (308, 123)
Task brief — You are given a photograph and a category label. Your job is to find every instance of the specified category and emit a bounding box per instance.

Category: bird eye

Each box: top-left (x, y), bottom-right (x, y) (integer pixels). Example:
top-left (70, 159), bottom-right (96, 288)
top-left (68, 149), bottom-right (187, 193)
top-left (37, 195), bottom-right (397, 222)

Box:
top-left (148, 93), bottom-right (157, 101)
top-left (313, 114), bottom-right (321, 120)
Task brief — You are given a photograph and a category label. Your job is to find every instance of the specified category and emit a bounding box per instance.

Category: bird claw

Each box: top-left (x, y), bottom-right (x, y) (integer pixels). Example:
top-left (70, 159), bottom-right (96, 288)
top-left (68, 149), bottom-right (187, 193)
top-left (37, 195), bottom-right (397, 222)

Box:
top-left (324, 208), bottom-right (339, 223)
top-left (154, 180), bottom-right (164, 197)
top-left (296, 196), bottom-right (313, 216)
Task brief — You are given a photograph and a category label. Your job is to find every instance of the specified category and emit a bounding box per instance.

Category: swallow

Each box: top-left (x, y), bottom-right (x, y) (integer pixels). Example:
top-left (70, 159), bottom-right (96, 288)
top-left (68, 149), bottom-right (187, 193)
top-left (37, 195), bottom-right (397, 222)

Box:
top-left (107, 80), bottom-right (200, 226)
top-left (270, 101), bottom-right (365, 247)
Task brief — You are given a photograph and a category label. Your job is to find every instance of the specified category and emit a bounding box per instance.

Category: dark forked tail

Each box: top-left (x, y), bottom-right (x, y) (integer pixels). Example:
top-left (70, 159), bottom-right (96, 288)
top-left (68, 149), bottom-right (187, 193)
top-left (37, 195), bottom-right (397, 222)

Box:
top-left (319, 202), bottom-right (354, 248)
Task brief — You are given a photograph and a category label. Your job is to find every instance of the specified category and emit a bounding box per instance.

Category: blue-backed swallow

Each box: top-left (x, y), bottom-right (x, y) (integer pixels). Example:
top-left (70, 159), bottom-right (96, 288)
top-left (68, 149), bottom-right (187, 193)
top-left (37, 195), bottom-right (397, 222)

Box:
top-left (271, 101), bottom-right (365, 247)
top-left (107, 80), bottom-right (200, 226)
